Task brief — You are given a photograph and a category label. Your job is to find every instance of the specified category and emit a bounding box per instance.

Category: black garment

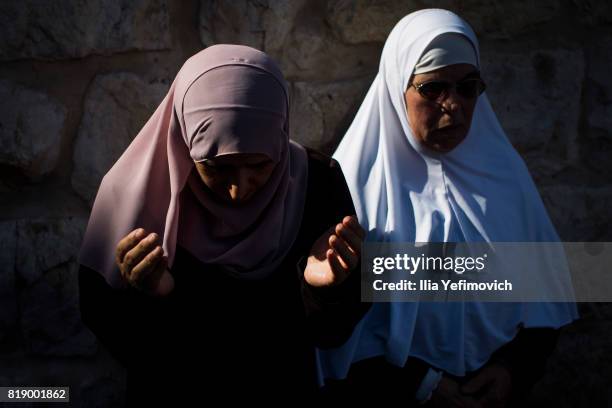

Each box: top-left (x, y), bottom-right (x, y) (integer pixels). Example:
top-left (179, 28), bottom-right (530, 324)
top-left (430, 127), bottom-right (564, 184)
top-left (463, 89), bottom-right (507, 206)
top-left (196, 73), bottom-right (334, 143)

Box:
top-left (322, 327), bottom-right (559, 406)
top-left (79, 148), bottom-right (370, 405)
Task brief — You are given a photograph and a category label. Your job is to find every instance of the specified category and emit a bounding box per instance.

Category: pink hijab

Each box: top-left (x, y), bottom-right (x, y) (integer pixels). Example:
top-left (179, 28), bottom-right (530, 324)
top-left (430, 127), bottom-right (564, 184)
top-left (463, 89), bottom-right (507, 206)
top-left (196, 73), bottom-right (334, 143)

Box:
top-left (79, 44), bottom-right (308, 288)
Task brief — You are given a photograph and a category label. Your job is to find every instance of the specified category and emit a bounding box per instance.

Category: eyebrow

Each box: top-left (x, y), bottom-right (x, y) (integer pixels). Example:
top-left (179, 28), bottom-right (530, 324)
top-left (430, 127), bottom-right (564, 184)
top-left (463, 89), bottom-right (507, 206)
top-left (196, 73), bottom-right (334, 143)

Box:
top-left (411, 70), bottom-right (481, 86)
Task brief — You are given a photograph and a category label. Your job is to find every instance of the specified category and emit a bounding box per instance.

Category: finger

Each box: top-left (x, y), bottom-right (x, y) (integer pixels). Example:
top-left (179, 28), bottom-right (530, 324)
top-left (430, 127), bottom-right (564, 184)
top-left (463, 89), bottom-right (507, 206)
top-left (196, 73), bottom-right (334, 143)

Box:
top-left (143, 254), bottom-right (167, 288)
top-left (327, 248), bottom-right (349, 283)
top-left (336, 223), bottom-right (361, 255)
top-left (329, 234), bottom-right (358, 270)
top-left (328, 238), bottom-right (350, 270)
top-left (142, 256), bottom-right (174, 296)
top-left (122, 233), bottom-right (161, 276)
top-left (129, 246), bottom-right (164, 287)
top-left (461, 373), bottom-right (493, 395)
top-left (116, 228), bottom-right (147, 265)
top-left (343, 215), bottom-right (366, 240)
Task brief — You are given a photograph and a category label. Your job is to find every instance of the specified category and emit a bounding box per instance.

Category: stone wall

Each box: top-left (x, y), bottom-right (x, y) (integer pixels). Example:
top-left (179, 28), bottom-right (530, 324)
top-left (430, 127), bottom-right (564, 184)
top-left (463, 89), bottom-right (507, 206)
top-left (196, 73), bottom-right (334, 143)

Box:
top-left (0, 1), bottom-right (610, 406)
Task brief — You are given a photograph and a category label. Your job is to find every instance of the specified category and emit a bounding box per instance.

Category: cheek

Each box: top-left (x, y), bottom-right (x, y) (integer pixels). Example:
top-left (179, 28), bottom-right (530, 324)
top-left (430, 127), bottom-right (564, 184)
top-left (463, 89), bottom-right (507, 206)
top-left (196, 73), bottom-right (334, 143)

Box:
top-left (405, 91), bottom-right (440, 140)
top-left (250, 166), bottom-right (275, 188)
top-left (408, 104), bottom-right (439, 138)
top-left (195, 168), bottom-right (228, 194)
top-left (201, 174), bottom-right (223, 192)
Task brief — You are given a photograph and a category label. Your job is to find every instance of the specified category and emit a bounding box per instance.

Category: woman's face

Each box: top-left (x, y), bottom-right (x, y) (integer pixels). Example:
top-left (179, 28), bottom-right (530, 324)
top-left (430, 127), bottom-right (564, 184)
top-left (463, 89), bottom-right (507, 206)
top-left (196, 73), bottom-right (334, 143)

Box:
top-left (194, 153), bottom-right (276, 204)
top-left (404, 63), bottom-right (480, 153)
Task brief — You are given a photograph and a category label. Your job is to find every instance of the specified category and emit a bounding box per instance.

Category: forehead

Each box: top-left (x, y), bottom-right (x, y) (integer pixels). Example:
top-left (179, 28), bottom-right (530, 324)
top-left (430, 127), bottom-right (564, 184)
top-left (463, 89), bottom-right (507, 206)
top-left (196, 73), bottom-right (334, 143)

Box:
top-left (412, 63), bottom-right (479, 82)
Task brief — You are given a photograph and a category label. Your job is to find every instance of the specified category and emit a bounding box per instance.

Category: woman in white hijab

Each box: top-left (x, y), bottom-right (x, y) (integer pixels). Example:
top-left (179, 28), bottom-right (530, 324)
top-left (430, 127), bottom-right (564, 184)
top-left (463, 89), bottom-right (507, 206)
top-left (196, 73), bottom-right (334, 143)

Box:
top-left (318, 9), bottom-right (578, 407)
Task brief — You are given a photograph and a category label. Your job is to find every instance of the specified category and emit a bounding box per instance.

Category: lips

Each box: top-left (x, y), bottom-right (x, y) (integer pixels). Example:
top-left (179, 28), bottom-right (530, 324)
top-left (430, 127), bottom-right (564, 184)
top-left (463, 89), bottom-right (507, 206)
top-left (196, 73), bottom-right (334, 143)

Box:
top-left (431, 125), bottom-right (463, 141)
top-left (436, 123), bottom-right (464, 132)
top-left (428, 124), bottom-right (467, 152)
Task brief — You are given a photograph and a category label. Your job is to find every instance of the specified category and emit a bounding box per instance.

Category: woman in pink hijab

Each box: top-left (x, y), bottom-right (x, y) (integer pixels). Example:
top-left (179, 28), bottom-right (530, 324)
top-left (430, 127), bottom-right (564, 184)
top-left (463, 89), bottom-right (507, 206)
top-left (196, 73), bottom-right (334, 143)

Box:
top-left (78, 44), bottom-right (368, 405)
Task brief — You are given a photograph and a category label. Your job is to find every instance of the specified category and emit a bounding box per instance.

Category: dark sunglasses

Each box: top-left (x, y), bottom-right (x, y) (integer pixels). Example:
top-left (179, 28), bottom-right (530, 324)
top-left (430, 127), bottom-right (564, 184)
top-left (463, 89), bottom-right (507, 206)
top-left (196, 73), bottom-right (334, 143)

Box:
top-left (410, 77), bottom-right (486, 101)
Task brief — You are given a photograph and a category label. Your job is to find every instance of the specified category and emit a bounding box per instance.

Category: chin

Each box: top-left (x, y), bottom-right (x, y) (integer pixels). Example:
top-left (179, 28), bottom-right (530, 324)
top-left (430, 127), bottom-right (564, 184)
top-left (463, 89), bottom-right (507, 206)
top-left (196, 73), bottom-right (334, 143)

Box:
top-left (426, 129), bottom-right (467, 153)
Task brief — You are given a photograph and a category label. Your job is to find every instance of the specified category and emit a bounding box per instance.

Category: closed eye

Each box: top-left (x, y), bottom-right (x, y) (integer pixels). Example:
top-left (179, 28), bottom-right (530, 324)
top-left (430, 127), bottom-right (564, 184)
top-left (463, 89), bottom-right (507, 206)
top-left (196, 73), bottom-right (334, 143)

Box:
top-left (201, 161), bottom-right (228, 171)
top-left (247, 161), bottom-right (273, 169)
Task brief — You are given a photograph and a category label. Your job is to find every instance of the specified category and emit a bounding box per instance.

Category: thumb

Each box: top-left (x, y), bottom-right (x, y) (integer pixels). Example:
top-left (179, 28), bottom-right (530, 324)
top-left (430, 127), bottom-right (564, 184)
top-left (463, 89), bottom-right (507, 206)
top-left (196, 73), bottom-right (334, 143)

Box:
top-left (461, 372), bottom-right (491, 395)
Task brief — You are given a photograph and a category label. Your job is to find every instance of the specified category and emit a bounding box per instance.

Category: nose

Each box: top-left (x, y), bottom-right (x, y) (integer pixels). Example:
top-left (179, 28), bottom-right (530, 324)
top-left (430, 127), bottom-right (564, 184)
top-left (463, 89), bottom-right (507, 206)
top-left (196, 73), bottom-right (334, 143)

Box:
top-left (441, 88), bottom-right (461, 109)
top-left (228, 169), bottom-right (254, 202)
top-left (440, 89), bottom-right (464, 120)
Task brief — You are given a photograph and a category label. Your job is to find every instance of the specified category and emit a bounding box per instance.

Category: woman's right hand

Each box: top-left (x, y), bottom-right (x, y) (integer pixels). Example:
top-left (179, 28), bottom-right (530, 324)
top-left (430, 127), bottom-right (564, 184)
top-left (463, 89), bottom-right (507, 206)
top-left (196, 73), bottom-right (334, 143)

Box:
top-left (115, 228), bottom-right (175, 297)
top-left (428, 376), bottom-right (483, 408)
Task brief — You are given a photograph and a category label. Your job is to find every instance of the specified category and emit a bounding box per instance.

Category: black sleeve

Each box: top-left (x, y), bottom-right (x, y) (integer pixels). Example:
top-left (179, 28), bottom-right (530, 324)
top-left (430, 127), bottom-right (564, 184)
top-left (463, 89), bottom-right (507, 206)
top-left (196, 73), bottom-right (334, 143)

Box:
top-left (297, 150), bottom-right (371, 348)
top-left (487, 327), bottom-right (560, 397)
top-left (299, 256), bottom-right (370, 348)
top-left (78, 265), bottom-right (173, 367)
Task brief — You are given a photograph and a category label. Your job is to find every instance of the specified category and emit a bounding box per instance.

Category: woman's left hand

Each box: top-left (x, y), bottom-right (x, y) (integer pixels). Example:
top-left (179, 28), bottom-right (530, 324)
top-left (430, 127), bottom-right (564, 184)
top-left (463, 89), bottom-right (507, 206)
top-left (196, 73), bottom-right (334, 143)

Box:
top-left (459, 363), bottom-right (512, 408)
top-left (304, 215), bottom-right (365, 288)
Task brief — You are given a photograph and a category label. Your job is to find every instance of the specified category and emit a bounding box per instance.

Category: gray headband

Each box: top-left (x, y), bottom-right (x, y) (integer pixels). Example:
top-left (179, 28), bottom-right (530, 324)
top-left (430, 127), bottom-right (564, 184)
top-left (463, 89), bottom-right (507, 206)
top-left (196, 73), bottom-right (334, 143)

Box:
top-left (414, 33), bottom-right (478, 75)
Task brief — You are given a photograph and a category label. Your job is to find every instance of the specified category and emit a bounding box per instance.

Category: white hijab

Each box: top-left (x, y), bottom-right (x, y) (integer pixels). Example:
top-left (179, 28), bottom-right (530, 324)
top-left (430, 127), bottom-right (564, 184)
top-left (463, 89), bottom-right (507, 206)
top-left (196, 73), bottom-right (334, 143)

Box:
top-left (317, 9), bottom-right (578, 381)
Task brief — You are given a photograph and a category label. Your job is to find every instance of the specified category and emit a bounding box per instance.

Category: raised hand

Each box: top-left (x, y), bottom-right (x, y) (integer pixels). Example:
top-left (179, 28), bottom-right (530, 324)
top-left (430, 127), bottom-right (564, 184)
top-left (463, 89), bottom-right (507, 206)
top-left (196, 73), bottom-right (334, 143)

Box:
top-left (304, 215), bottom-right (365, 288)
top-left (459, 364), bottom-right (512, 408)
top-left (115, 228), bottom-right (175, 296)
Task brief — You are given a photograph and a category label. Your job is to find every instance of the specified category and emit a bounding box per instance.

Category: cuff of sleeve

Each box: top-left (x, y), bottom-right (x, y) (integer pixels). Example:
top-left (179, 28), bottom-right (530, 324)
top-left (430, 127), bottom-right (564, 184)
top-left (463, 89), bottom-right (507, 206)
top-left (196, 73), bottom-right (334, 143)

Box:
top-left (415, 368), bottom-right (443, 403)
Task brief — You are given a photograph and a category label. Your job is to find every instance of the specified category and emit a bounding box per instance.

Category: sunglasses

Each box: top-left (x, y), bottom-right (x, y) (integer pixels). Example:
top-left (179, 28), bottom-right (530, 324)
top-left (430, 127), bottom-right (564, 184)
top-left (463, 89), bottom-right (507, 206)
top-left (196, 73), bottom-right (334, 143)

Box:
top-left (410, 76), bottom-right (486, 101)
